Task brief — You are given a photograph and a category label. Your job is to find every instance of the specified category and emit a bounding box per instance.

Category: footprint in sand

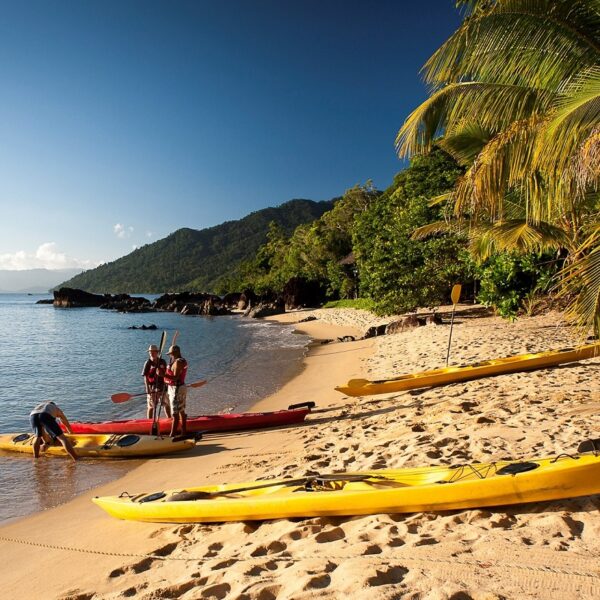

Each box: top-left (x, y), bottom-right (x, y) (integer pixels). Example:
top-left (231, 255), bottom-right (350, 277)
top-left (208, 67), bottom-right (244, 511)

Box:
top-left (200, 582), bottom-right (231, 599)
top-left (366, 566), bottom-right (408, 586)
top-left (315, 527), bottom-right (346, 543)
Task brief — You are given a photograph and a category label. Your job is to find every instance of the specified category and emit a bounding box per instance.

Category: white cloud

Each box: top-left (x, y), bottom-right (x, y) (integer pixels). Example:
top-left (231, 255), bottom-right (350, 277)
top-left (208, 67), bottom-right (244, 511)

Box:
top-left (0, 242), bottom-right (98, 270)
top-left (146, 231), bottom-right (153, 238)
top-left (113, 223), bottom-right (134, 239)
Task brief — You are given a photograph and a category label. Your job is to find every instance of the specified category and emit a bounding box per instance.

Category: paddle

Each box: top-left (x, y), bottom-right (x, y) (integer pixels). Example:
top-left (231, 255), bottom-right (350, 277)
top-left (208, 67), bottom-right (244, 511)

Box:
top-left (111, 379), bottom-right (207, 403)
top-left (154, 330), bottom-right (179, 435)
top-left (445, 283), bottom-right (462, 367)
top-left (151, 331), bottom-right (168, 436)
top-left (162, 473), bottom-right (398, 502)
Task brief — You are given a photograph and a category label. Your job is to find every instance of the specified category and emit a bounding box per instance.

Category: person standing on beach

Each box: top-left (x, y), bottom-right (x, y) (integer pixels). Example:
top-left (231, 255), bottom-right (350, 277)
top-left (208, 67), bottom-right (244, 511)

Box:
top-left (29, 401), bottom-right (78, 461)
top-left (164, 345), bottom-right (188, 437)
top-left (143, 344), bottom-right (171, 420)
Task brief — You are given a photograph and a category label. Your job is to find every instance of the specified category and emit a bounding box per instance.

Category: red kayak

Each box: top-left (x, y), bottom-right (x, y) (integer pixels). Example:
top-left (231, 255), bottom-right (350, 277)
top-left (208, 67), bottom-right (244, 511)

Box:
top-left (66, 403), bottom-right (314, 435)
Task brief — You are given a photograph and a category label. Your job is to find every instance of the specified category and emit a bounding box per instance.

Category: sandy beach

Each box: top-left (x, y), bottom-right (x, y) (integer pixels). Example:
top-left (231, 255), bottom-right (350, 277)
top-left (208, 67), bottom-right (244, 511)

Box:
top-left (1, 307), bottom-right (600, 599)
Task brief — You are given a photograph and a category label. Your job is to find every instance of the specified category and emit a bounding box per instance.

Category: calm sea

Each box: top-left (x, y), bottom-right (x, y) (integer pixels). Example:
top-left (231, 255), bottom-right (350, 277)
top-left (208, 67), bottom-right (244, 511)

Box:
top-left (0, 293), bottom-right (309, 523)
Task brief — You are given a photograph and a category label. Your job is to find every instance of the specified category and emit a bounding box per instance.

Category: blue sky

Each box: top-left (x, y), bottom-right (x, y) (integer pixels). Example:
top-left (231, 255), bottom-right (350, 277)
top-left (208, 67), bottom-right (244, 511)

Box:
top-left (0, 0), bottom-right (461, 269)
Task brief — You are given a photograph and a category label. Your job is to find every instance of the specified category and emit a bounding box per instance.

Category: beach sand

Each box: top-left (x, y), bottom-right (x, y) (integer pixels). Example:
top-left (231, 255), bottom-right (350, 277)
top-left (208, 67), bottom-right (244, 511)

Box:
top-left (1, 307), bottom-right (600, 599)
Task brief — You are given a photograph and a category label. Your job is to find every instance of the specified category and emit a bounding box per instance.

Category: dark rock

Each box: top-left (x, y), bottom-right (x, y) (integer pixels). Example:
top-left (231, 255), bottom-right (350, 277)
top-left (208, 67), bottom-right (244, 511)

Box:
top-left (128, 324), bottom-right (157, 330)
top-left (424, 313), bottom-right (442, 326)
top-left (246, 301), bottom-right (285, 319)
top-left (362, 324), bottom-right (388, 339)
top-left (181, 299), bottom-right (231, 316)
top-left (385, 313), bottom-right (440, 335)
top-left (53, 287), bottom-right (152, 311)
top-left (299, 315), bottom-right (317, 323)
top-left (54, 287), bottom-right (106, 307)
top-left (36, 299), bottom-right (54, 304)
top-left (153, 292), bottom-right (228, 315)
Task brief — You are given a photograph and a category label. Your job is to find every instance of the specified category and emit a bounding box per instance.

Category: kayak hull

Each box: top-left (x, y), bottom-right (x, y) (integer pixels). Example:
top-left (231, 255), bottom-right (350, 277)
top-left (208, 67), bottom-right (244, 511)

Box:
top-left (336, 343), bottom-right (600, 397)
top-left (0, 432), bottom-right (195, 458)
top-left (68, 406), bottom-right (312, 435)
top-left (92, 453), bottom-right (600, 522)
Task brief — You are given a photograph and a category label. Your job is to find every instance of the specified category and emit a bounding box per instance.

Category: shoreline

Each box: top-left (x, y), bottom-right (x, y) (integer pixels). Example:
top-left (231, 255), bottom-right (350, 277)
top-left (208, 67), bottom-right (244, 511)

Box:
top-left (0, 313), bottom-right (370, 598)
top-left (2, 308), bottom-right (600, 599)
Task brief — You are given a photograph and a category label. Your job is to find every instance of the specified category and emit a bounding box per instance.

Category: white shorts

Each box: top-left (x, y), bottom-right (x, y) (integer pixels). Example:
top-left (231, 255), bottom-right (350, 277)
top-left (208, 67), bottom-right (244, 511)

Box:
top-left (146, 389), bottom-right (168, 410)
top-left (168, 385), bottom-right (187, 413)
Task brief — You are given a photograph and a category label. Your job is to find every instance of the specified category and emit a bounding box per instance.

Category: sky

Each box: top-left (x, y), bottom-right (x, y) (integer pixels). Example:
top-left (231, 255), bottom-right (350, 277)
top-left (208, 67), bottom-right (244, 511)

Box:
top-left (0, 0), bottom-right (462, 270)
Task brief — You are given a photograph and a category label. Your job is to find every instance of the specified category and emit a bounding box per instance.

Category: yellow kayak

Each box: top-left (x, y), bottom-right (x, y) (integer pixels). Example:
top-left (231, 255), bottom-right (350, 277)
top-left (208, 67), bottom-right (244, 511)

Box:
top-left (336, 343), bottom-right (600, 397)
top-left (0, 432), bottom-right (196, 458)
top-left (92, 450), bottom-right (600, 522)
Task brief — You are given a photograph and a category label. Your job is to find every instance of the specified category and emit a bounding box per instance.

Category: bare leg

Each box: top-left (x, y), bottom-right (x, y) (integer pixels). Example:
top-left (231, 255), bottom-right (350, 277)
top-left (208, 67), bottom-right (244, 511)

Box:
top-left (147, 406), bottom-right (154, 420)
top-left (57, 435), bottom-right (78, 461)
top-left (170, 414), bottom-right (180, 437)
top-left (181, 412), bottom-right (187, 436)
top-left (33, 436), bottom-right (43, 458)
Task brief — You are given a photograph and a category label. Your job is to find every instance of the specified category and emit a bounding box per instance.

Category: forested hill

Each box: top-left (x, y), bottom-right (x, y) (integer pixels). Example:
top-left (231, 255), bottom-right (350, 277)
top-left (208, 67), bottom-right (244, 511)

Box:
top-left (59, 199), bottom-right (334, 293)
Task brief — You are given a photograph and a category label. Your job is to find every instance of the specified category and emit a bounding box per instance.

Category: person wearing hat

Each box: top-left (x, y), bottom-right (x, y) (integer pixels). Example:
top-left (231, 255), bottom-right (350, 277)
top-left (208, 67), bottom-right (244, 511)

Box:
top-left (142, 344), bottom-right (170, 420)
top-left (29, 401), bottom-right (78, 460)
top-left (164, 345), bottom-right (188, 437)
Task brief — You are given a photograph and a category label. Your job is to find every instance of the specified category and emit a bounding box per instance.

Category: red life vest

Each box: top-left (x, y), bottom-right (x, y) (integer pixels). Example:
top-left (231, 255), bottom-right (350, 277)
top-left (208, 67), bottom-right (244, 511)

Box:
top-left (165, 358), bottom-right (188, 386)
top-left (143, 358), bottom-right (166, 388)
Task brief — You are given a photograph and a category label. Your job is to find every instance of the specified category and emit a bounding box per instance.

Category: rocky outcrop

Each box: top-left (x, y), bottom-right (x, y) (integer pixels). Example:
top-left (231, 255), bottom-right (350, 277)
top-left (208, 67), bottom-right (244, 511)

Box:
top-left (53, 288), bottom-right (152, 311)
top-left (53, 287), bottom-right (106, 307)
top-left (100, 294), bottom-right (152, 312)
top-left (244, 300), bottom-right (285, 319)
top-left (385, 313), bottom-right (442, 335)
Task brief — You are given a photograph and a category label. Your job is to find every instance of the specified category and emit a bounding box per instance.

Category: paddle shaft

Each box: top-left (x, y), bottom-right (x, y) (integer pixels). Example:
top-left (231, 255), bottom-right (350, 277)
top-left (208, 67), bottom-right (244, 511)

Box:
top-left (173, 473), bottom-right (393, 500)
top-left (111, 379), bottom-right (207, 403)
top-left (151, 331), bottom-right (168, 436)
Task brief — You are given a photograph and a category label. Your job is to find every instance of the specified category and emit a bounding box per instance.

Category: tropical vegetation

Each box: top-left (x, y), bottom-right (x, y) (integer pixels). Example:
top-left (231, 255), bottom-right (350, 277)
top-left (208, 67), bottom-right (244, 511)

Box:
top-left (396, 0), bottom-right (600, 328)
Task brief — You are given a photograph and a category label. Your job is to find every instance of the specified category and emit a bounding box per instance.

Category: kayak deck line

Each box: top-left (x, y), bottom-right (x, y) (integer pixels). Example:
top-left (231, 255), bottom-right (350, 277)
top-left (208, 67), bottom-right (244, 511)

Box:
top-left (336, 343), bottom-right (600, 396)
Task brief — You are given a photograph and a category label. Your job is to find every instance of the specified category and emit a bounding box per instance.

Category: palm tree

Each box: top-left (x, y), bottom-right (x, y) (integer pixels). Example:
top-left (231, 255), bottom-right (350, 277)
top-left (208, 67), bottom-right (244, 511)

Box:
top-left (396, 0), bottom-right (600, 330)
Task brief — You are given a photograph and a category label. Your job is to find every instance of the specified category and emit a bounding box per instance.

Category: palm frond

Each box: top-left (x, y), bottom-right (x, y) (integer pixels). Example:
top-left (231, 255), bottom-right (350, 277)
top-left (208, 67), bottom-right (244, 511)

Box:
top-left (559, 243), bottom-right (600, 333)
top-left (411, 221), bottom-right (456, 240)
top-left (438, 122), bottom-right (494, 166)
top-left (424, 1), bottom-right (600, 91)
top-left (574, 126), bottom-right (600, 189)
top-left (472, 219), bottom-right (572, 260)
top-left (396, 83), bottom-right (552, 158)
top-left (538, 67), bottom-right (600, 179)
top-left (427, 192), bottom-right (455, 207)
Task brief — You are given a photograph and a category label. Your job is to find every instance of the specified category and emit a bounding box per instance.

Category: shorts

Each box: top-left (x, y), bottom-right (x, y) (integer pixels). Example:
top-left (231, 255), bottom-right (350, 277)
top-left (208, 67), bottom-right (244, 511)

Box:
top-left (30, 412), bottom-right (63, 440)
top-left (168, 385), bottom-right (187, 414)
top-left (146, 389), bottom-right (168, 410)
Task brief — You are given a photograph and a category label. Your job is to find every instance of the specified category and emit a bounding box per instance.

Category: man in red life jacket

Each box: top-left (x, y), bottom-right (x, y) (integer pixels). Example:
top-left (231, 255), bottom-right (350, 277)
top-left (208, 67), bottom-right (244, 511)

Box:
top-left (165, 345), bottom-right (188, 437)
top-left (142, 344), bottom-right (170, 420)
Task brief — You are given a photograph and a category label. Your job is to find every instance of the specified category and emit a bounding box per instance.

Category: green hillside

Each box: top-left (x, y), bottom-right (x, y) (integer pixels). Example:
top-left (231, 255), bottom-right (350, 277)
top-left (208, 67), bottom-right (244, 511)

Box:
top-left (60, 199), bottom-right (334, 293)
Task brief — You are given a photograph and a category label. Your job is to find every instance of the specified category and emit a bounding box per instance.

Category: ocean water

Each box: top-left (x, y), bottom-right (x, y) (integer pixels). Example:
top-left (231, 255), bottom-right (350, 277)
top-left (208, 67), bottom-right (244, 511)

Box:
top-left (0, 294), bottom-right (310, 523)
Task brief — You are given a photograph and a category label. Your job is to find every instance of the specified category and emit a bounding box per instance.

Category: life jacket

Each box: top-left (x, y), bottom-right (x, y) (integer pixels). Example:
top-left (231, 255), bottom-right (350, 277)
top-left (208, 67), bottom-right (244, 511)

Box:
top-left (143, 358), bottom-right (165, 386)
top-left (164, 358), bottom-right (188, 386)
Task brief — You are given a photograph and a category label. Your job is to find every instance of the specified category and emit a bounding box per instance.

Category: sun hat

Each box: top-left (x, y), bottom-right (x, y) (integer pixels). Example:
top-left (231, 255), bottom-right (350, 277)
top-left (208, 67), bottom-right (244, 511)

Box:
top-left (167, 345), bottom-right (180, 355)
top-left (148, 344), bottom-right (159, 352)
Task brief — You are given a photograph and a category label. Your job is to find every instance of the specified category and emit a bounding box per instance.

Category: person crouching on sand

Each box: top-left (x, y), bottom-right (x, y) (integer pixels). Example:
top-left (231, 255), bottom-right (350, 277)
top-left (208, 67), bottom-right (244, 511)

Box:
top-left (164, 345), bottom-right (188, 437)
top-left (29, 401), bottom-right (78, 461)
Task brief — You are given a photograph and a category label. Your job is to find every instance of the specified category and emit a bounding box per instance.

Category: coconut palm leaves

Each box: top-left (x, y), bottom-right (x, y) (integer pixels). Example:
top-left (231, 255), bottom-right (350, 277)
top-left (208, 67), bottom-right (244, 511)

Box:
top-left (396, 0), bottom-right (600, 330)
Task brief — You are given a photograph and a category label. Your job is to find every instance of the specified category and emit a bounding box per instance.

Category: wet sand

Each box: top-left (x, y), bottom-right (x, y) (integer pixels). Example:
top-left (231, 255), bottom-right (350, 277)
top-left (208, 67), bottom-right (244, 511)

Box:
top-left (1, 307), bottom-right (600, 599)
